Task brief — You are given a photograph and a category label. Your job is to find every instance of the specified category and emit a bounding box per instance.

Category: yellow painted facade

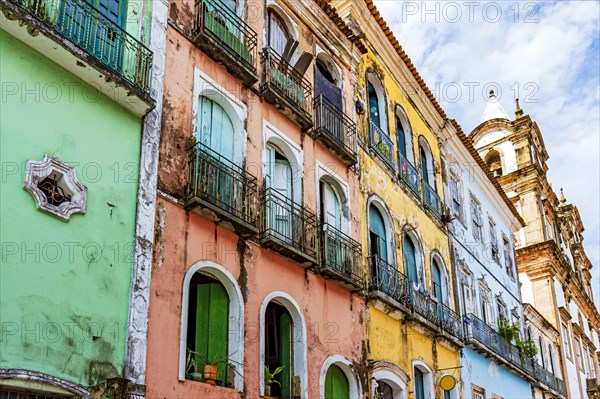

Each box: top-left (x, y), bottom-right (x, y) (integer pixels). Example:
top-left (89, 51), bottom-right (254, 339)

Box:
top-left (337, 2), bottom-right (464, 390)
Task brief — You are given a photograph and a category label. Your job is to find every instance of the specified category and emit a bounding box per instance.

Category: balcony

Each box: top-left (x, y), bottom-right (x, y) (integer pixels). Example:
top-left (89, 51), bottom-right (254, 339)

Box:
top-left (368, 256), bottom-right (412, 317)
top-left (186, 142), bottom-right (259, 238)
top-left (422, 180), bottom-right (442, 220)
top-left (260, 47), bottom-right (313, 130)
top-left (533, 363), bottom-right (567, 397)
top-left (2, 0), bottom-right (153, 115)
top-left (319, 223), bottom-right (363, 291)
top-left (259, 188), bottom-right (318, 266)
top-left (464, 314), bottom-right (535, 380)
top-left (369, 122), bottom-right (395, 170)
top-left (439, 303), bottom-right (463, 340)
top-left (192, 0), bottom-right (257, 87)
top-left (311, 95), bottom-right (357, 166)
top-left (398, 152), bottom-right (420, 196)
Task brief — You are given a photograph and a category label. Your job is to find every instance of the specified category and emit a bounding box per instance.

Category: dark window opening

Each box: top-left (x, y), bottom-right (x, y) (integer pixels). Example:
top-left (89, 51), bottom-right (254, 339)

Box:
top-left (265, 302), bottom-right (293, 398)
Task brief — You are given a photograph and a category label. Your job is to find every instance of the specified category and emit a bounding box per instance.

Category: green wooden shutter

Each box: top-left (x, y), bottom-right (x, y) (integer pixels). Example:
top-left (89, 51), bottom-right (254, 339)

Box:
top-left (324, 365), bottom-right (349, 399)
top-left (420, 146), bottom-right (429, 184)
top-left (404, 238), bottom-right (417, 284)
top-left (397, 117), bottom-right (407, 158)
top-left (414, 368), bottom-right (424, 399)
top-left (195, 282), bottom-right (229, 381)
top-left (432, 260), bottom-right (442, 301)
top-left (368, 206), bottom-right (387, 262)
top-left (279, 312), bottom-right (292, 398)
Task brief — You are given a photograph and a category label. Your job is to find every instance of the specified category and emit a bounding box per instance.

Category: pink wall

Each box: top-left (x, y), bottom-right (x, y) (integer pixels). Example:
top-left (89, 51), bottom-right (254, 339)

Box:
top-left (147, 25), bottom-right (366, 398)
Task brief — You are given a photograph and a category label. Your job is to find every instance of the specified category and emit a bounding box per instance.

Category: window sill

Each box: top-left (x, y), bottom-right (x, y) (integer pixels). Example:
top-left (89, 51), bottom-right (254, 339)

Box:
top-left (182, 378), bottom-right (236, 391)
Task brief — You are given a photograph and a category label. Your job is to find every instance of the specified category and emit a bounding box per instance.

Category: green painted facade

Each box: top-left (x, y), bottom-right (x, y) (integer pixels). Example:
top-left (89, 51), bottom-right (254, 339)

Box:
top-left (0, 30), bottom-right (142, 387)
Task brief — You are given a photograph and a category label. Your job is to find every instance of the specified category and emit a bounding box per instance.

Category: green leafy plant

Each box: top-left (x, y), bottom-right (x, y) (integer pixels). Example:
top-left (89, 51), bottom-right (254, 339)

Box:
top-left (517, 339), bottom-right (539, 359)
top-left (498, 316), bottom-right (519, 344)
top-left (264, 365), bottom-right (285, 387)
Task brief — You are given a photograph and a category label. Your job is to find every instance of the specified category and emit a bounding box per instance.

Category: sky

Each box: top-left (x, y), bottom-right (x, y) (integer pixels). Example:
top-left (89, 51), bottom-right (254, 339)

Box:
top-left (372, 0), bottom-right (600, 307)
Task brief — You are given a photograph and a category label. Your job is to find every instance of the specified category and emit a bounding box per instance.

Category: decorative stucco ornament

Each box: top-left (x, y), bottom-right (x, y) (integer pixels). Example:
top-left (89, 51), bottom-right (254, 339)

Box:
top-left (23, 154), bottom-right (87, 221)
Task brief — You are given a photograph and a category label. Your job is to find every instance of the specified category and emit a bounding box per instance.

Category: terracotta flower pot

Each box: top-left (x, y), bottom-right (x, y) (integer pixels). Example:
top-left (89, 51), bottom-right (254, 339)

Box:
top-left (204, 364), bottom-right (218, 385)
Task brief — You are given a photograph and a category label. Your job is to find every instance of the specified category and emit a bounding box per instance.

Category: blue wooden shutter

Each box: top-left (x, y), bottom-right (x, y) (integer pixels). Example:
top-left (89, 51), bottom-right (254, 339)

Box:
top-left (397, 117), bottom-right (407, 157)
top-left (414, 368), bottom-right (424, 399)
top-left (369, 206), bottom-right (387, 262)
top-left (368, 82), bottom-right (380, 128)
top-left (420, 146), bottom-right (428, 183)
top-left (432, 260), bottom-right (442, 301)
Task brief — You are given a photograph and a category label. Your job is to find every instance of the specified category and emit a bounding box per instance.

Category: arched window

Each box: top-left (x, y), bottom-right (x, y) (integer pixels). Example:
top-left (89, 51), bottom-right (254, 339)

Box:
top-left (404, 237), bottom-right (418, 284)
top-left (485, 150), bottom-right (502, 177)
top-left (368, 81), bottom-right (381, 128)
top-left (375, 380), bottom-right (394, 399)
top-left (265, 144), bottom-right (294, 242)
top-left (321, 180), bottom-right (341, 230)
top-left (324, 364), bottom-right (350, 399)
top-left (539, 336), bottom-right (546, 368)
top-left (315, 53), bottom-right (343, 112)
top-left (412, 361), bottom-right (434, 399)
top-left (187, 273), bottom-right (230, 384)
top-left (418, 137), bottom-right (435, 187)
top-left (419, 145), bottom-right (429, 184)
top-left (265, 302), bottom-right (294, 397)
top-left (198, 96), bottom-right (234, 161)
top-left (267, 9), bottom-right (290, 56)
top-left (369, 205), bottom-right (387, 262)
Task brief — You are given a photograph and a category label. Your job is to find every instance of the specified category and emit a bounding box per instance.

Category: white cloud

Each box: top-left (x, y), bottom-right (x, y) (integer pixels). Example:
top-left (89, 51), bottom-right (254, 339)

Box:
top-left (374, 0), bottom-right (600, 306)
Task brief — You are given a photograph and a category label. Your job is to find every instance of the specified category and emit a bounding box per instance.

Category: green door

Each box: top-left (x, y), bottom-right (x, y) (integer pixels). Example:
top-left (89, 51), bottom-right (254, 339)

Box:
top-left (279, 312), bottom-right (292, 398)
top-left (195, 282), bottom-right (229, 383)
top-left (324, 365), bottom-right (349, 399)
top-left (59, 0), bottom-right (127, 73)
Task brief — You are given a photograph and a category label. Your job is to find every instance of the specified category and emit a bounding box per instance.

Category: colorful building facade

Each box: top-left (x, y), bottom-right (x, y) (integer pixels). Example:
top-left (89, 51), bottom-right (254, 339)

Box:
top-left (0, 0), bottom-right (166, 396)
top-left (470, 92), bottom-right (600, 399)
top-left (333, 1), bottom-right (464, 397)
top-left (145, 0), bottom-right (369, 397)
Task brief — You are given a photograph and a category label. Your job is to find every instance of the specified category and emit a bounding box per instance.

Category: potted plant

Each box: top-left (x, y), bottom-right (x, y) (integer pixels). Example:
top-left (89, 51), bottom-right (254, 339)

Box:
top-left (264, 365), bottom-right (284, 397)
top-left (185, 348), bottom-right (202, 382)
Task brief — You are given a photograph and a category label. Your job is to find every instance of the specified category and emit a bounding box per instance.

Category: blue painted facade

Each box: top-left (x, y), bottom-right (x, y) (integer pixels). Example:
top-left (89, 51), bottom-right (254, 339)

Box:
top-left (461, 347), bottom-right (532, 399)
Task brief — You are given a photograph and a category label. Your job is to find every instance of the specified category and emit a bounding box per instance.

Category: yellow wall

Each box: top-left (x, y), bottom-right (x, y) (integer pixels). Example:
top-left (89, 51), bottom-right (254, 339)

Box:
top-left (357, 50), bottom-right (461, 397)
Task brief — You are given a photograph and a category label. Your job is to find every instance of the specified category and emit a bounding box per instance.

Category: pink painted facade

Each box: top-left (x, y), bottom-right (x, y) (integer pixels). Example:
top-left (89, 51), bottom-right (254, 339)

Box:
top-left (146, 1), bottom-right (367, 397)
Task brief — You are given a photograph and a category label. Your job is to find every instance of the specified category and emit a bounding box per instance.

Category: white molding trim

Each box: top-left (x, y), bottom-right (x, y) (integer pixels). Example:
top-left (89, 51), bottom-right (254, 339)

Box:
top-left (412, 359), bottom-right (435, 399)
top-left (178, 261), bottom-right (245, 391)
top-left (259, 291), bottom-right (308, 397)
top-left (371, 360), bottom-right (409, 399)
top-left (319, 355), bottom-right (362, 399)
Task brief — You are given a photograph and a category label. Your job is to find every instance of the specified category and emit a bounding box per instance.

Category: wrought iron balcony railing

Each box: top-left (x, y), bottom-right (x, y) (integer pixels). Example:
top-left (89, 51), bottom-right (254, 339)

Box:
top-left (186, 142), bottom-right (259, 237)
top-left (260, 47), bottom-right (313, 130)
top-left (534, 362), bottom-right (567, 397)
top-left (464, 314), bottom-right (535, 379)
top-left (369, 122), bottom-right (395, 170)
top-left (422, 180), bottom-right (442, 220)
top-left (319, 223), bottom-right (363, 290)
top-left (369, 256), bottom-right (412, 309)
top-left (7, 0), bottom-right (153, 94)
top-left (312, 95), bottom-right (357, 166)
top-left (193, 0), bottom-right (257, 86)
top-left (259, 187), bottom-right (318, 265)
top-left (440, 303), bottom-right (463, 339)
top-left (398, 152), bottom-right (420, 196)
top-left (411, 289), bottom-right (440, 326)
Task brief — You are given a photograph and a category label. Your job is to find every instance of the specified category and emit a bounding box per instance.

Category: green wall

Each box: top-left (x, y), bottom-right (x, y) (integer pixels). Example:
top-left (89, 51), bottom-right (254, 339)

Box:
top-left (0, 30), bottom-right (142, 387)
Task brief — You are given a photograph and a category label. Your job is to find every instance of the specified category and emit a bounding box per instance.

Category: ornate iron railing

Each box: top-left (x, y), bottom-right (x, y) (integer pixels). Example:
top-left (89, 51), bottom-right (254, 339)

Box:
top-left (187, 142), bottom-right (258, 227)
top-left (369, 256), bottom-right (412, 308)
top-left (440, 303), bottom-right (463, 339)
top-left (422, 179), bottom-right (442, 219)
top-left (369, 122), bottom-right (395, 169)
top-left (465, 313), bottom-right (535, 378)
top-left (260, 47), bottom-right (312, 120)
top-left (8, 0), bottom-right (153, 94)
top-left (398, 152), bottom-right (420, 196)
top-left (534, 363), bottom-right (567, 397)
top-left (260, 187), bottom-right (318, 260)
top-left (313, 95), bottom-right (356, 164)
top-left (319, 223), bottom-right (363, 289)
top-left (193, 0), bottom-right (257, 73)
top-left (412, 289), bottom-right (440, 326)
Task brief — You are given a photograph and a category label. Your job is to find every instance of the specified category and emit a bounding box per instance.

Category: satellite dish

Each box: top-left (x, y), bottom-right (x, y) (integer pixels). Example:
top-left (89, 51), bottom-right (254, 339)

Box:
top-left (440, 375), bottom-right (457, 391)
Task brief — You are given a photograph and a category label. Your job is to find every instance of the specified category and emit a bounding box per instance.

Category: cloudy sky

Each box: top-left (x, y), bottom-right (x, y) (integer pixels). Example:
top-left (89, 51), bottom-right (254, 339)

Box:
top-left (373, 0), bottom-right (600, 306)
